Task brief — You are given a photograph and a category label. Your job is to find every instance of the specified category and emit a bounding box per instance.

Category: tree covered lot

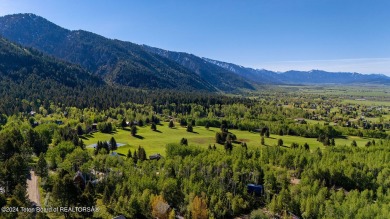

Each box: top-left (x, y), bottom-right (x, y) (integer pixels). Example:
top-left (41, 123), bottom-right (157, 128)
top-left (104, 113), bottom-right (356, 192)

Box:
top-left (38, 142), bottom-right (390, 219)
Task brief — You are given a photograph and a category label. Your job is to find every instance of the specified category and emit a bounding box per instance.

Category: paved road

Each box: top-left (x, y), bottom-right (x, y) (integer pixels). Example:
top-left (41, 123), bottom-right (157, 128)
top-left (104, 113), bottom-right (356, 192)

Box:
top-left (27, 170), bottom-right (40, 206)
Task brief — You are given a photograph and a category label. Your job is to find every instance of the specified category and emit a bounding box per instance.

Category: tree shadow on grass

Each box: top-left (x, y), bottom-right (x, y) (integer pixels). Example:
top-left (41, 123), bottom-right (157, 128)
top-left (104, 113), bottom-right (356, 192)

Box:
top-left (153, 130), bottom-right (162, 133)
top-left (79, 136), bottom-right (89, 140)
top-left (84, 133), bottom-right (94, 138)
top-left (133, 135), bottom-right (144, 139)
top-left (188, 131), bottom-right (199, 134)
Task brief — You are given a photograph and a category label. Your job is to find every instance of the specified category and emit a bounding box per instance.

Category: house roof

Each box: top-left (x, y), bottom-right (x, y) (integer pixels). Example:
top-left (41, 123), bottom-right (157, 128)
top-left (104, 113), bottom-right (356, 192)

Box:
top-left (73, 171), bottom-right (85, 182)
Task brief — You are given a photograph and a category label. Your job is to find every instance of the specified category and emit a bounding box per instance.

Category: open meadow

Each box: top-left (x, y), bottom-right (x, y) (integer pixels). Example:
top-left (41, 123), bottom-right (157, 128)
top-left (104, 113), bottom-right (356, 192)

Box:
top-left (83, 121), bottom-right (379, 156)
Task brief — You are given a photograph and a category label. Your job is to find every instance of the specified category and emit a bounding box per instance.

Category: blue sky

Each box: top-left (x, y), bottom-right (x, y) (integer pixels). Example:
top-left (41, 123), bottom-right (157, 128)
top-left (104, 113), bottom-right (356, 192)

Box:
top-left (1, 0), bottom-right (390, 75)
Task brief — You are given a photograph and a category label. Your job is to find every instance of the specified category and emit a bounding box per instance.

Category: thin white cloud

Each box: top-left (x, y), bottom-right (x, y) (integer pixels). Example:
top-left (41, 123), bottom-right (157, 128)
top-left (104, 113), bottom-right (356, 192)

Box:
top-left (255, 58), bottom-right (390, 75)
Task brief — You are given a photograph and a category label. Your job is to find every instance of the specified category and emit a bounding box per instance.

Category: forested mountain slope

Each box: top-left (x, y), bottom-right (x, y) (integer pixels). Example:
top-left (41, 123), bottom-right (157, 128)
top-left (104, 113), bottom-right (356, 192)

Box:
top-left (0, 13), bottom-right (246, 92)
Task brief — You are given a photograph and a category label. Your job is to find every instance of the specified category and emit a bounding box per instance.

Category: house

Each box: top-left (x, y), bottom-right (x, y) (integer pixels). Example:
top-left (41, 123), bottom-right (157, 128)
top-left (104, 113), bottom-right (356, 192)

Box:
top-left (73, 171), bottom-right (86, 190)
top-left (30, 111), bottom-right (36, 116)
top-left (113, 215), bottom-right (126, 219)
top-left (294, 118), bottom-right (306, 124)
top-left (149, 153), bottom-right (162, 160)
top-left (92, 123), bottom-right (98, 130)
top-left (55, 120), bottom-right (63, 125)
top-left (247, 184), bottom-right (263, 196)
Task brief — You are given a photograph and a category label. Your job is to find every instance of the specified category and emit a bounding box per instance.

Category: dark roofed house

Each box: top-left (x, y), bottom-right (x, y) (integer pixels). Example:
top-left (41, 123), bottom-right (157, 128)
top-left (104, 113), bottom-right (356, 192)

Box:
top-left (73, 171), bottom-right (86, 190)
top-left (113, 215), bottom-right (126, 219)
top-left (149, 153), bottom-right (162, 160)
top-left (247, 184), bottom-right (263, 196)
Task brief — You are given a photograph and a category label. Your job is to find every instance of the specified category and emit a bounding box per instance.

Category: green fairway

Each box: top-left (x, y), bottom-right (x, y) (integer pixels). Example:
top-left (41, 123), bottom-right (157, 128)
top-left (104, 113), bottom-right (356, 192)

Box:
top-left (82, 122), bottom-right (377, 156)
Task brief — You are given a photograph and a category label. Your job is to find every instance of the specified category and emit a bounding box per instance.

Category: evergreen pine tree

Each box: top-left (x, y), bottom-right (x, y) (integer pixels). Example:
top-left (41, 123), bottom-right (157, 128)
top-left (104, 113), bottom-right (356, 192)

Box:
top-left (169, 120), bottom-right (174, 128)
top-left (121, 118), bottom-right (127, 129)
top-left (265, 129), bottom-right (270, 138)
top-left (36, 153), bottom-right (48, 177)
top-left (304, 143), bottom-right (310, 150)
top-left (151, 122), bottom-right (157, 131)
top-left (133, 151), bottom-right (138, 164)
top-left (186, 124), bottom-right (193, 132)
top-left (102, 186), bottom-right (110, 205)
top-left (131, 125), bottom-right (137, 136)
top-left (109, 137), bottom-right (117, 151)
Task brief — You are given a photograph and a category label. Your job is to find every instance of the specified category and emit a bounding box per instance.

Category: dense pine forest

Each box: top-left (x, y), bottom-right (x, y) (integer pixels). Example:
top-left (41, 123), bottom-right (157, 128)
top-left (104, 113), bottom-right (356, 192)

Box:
top-left (1, 84), bottom-right (390, 218)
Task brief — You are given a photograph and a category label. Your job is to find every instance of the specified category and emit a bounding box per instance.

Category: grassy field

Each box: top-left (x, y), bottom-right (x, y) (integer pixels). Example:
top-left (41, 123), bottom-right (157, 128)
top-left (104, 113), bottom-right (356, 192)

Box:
top-left (83, 122), bottom-right (377, 156)
top-left (295, 85), bottom-right (390, 97)
top-left (341, 99), bottom-right (390, 107)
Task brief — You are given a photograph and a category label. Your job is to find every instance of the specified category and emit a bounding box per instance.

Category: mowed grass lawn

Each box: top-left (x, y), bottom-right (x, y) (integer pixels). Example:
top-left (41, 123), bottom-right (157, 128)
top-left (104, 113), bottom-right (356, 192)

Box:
top-left (83, 122), bottom-right (378, 156)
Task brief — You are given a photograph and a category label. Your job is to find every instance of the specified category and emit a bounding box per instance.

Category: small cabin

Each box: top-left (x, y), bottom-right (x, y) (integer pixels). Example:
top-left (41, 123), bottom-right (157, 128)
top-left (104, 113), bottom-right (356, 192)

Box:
top-left (247, 184), bottom-right (263, 196)
top-left (149, 153), bottom-right (162, 160)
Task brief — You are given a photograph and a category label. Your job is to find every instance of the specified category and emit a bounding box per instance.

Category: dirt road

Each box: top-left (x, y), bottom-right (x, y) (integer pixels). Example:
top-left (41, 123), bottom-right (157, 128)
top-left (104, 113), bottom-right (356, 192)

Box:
top-left (27, 170), bottom-right (40, 206)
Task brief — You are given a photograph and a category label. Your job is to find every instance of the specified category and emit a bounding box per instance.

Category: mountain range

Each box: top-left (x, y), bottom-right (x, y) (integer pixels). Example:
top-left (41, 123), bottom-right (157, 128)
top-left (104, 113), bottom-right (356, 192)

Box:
top-left (0, 13), bottom-right (389, 94)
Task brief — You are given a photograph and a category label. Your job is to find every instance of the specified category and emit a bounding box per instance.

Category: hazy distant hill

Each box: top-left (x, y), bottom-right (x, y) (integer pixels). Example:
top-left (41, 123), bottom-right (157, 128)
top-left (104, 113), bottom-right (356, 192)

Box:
top-left (203, 58), bottom-right (390, 85)
top-left (202, 58), bottom-right (284, 84)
